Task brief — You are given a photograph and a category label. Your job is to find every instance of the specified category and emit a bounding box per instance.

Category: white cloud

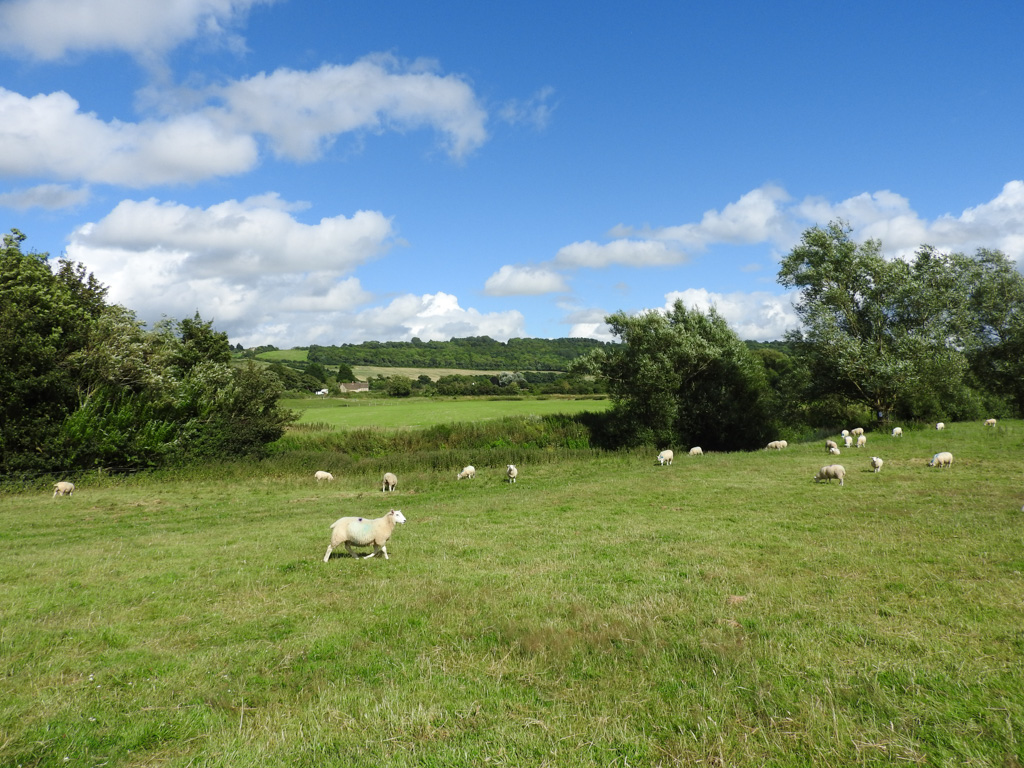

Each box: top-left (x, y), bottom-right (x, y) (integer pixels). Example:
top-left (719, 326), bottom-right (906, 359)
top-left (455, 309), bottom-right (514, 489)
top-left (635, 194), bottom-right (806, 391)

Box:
top-left (0, 88), bottom-right (259, 186)
top-left (0, 183), bottom-right (89, 210)
top-left (498, 86), bottom-right (557, 130)
top-left (484, 264), bottom-right (568, 296)
top-left (0, 0), bottom-right (272, 61)
top-left (664, 288), bottom-right (800, 341)
top-left (348, 292), bottom-right (526, 344)
top-left (213, 56), bottom-right (489, 161)
top-left (554, 238), bottom-right (685, 268)
top-left (560, 307), bottom-right (615, 342)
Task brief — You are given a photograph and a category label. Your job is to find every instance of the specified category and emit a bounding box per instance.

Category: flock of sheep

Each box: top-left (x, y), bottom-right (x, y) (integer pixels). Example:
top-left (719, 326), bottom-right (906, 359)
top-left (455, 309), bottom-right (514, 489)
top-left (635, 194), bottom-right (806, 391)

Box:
top-left (49, 417), bottom-right (1001, 561)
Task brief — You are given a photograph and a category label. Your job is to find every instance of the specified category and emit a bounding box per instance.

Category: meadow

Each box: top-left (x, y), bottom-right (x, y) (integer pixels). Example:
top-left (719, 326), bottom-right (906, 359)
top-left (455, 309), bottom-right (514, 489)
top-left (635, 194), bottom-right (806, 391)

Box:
top-left (282, 395), bottom-right (610, 429)
top-left (2, 417), bottom-right (1023, 766)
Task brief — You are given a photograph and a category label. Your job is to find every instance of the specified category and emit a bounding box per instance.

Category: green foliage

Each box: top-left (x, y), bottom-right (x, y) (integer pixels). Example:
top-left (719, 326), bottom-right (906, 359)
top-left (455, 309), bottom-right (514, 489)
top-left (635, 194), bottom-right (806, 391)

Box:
top-left (0, 230), bottom-right (295, 473)
top-left (574, 301), bottom-right (776, 450)
top-left (308, 335), bottom-right (608, 371)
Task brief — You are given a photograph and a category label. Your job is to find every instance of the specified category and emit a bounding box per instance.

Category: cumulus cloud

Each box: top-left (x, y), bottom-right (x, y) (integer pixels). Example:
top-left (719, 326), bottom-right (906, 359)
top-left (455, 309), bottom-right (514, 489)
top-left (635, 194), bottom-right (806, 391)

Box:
top-left (664, 288), bottom-right (800, 341)
top-left (0, 88), bottom-right (259, 186)
top-left (554, 238), bottom-right (686, 268)
top-left (211, 56), bottom-right (488, 161)
top-left (483, 264), bottom-right (568, 296)
top-left (0, 183), bottom-right (89, 210)
top-left (349, 292), bottom-right (526, 345)
top-left (0, 0), bottom-right (272, 61)
top-left (560, 306), bottom-right (615, 342)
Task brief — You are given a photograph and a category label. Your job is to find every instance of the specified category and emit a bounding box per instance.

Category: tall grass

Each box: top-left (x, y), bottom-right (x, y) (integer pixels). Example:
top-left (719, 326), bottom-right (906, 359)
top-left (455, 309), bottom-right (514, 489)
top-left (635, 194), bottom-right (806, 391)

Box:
top-left (2, 421), bottom-right (1023, 766)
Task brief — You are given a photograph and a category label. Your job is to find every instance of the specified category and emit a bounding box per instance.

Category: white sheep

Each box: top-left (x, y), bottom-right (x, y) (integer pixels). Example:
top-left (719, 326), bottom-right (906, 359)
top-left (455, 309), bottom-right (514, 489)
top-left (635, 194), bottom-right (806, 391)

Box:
top-left (766, 440), bottom-right (788, 450)
top-left (689, 446), bottom-right (703, 456)
top-left (870, 456), bottom-right (883, 473)
top-left (52, 481), bottom-right (75, 497)
top-left (457, 465), bottom-right (476, 480)
top-left (891, 427), bottom-right (903, 437)
top-left (829, 446), bottom-right (841, 455)
top-left (315, 471), bottom-right (334, 482)
top-left (851, 427), bottom-right (865, 436)
top-left (825, 439), bottom-right (838, 450)
top-left (382, 472), bottom-right (397, 492)
top-left (984, 418), bottom-right (997, 427)
top-left (856, 434), bottom-right (867, 448)
top-left (841, 429), bottom-right (850, 437)
top-left (657, 450), bottom-right (674, 465)
top-left (324, 509), bottom-right (406, 561)
top-left (936, 422), bottom-right (945, 430)
top-left (844, 435), bottom-right (853, 448)
top-left (814, 464), bottom-right (846, 486)
top-left (506, 464), bottom-right (518, 483)
top-left (928, 451), bottom-right (953, 468)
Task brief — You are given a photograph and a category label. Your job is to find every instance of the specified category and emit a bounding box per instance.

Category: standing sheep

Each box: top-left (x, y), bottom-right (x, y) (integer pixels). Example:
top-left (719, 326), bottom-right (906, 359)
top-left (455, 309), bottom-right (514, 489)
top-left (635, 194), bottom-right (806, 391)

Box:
top-left (856, 434), bottom-right (867, 448)
top-left (814, 464), bottom-right (846, 486)
top-left (844, 435), bottom-right (853, 448)
top-left (315, 471), bottom-right (334, 482)
top-left (936, 422), bottom-right (945, 430)
top-left (766, 440), bottom-right (788, 450)
top-left (457, 465), bottom-right (476, 480)
top-left (689, 446), bottom-right (703, 456)
top-left (52, 481), bottom-right (75, 497)
top-left (928, 452), bottom-right (953, 468)
top-left (825, 439), bottom-right (838, 450)
top-left (324, 509), bottom-right (407, 561)
top-left (870, 456), bottom-right (883, 473)
top-left (984, 418), bottom-right (997, 427)
top-left (841, 430), bottom-right (850, 437)
top-left (891, 427), bottom-right (903, 437)
top-left (851, 427), bottom-right (865, 436)
top-left (382, 472), bottom-right (397, 492)
top-left (506, 464), bottom-right (518, 483)
top-left (657, 450), bottom-right (674, 465)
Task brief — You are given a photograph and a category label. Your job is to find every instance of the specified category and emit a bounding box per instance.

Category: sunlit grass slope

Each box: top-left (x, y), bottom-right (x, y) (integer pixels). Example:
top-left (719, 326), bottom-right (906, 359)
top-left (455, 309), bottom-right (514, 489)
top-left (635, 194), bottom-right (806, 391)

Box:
top-left (2, 421), bottom-right (1022, 766)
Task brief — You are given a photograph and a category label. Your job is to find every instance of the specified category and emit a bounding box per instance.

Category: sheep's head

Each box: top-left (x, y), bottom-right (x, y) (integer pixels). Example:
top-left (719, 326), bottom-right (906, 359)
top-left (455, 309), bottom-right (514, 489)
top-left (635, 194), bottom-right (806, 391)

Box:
top-left (389, 510), bottom-right (406, 524)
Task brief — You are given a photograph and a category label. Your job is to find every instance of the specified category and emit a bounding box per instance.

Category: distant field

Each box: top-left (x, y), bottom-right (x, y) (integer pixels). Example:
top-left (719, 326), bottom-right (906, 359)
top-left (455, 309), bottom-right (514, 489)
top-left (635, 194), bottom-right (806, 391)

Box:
top-left (254, 348), bottom-right (309, 362)
top-left (3, 420), bottom-right (1022, 765)
top-left (281, 395), bottom-right (610, 429)
top-left (248, 350), bottom-right (556, 381)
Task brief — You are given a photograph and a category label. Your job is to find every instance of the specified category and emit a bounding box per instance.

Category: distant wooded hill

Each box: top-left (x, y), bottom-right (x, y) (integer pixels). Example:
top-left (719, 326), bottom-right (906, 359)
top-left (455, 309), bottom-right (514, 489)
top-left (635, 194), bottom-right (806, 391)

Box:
top-left (305, 336), bottom-right (611, 371)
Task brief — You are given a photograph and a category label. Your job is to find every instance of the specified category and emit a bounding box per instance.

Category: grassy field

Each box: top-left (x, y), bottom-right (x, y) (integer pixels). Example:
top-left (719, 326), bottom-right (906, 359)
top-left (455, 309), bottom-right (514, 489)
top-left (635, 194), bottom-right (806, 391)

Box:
top-left (2, 421), bottom-right (1023, 766)
top-left (282, 395), bottom-right (610, 429)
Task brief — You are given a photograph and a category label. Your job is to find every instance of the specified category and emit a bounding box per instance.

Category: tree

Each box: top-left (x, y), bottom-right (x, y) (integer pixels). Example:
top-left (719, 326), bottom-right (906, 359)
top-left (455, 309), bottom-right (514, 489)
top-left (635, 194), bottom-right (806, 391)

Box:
top-left (572, 301), bottom-right (776, 451)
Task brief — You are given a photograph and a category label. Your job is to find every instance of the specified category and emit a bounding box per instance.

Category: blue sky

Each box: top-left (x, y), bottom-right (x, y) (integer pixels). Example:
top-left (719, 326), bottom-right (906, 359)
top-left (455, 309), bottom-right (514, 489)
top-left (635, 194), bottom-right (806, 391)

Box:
top-left (2, 0), bottom-right (1023, 348)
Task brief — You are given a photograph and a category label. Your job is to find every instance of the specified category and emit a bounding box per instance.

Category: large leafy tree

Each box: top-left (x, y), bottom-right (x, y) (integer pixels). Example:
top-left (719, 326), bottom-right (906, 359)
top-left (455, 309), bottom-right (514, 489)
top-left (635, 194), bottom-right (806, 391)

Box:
top-left (0, 231), bottom-right (295, 474)
top-left (778, 221), bottom-right (1024, 420)
top-left (572, 301), bottom-right (776, 451)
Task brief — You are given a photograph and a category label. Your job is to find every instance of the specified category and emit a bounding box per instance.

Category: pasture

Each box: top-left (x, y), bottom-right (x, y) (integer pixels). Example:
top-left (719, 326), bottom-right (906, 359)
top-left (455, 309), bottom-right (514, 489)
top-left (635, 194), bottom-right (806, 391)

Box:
top-left (283, 395), bottom-right (610, 429)
top-left (2, 421), bottom-right (1023, 766)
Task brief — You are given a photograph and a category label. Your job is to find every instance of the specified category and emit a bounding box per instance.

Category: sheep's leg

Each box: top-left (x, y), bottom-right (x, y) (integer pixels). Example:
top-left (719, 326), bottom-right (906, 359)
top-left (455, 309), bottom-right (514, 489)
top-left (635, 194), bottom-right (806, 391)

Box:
top-left (345, 542), bottom-right (364, 558)
top-left (323, 545), bottom-right (333, 562)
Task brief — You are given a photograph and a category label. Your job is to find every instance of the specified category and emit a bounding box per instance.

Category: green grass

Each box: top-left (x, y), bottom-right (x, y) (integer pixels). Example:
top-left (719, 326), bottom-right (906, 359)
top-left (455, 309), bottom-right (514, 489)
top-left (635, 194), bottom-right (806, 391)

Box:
top-left (282, 395), bottom-right (610, 429)
top-left (2, 421), bottom-right (1023, 766)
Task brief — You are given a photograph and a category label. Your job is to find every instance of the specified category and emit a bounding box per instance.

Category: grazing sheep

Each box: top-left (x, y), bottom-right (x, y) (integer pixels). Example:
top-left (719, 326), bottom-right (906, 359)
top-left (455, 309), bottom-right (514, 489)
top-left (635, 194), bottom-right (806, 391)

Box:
top-left (689, 446), bottom-right (703, 456)
top-left (891, 427), bottom-right (903, 437)
top-left (766, 440), bottom-right (788, 450)
top-left (457, 465), bottom-right (476, 480)
top-left (657, 450), bottom-right (674, 465)
top-left (506, 464), bottom-right (518, 483)
top-left (52, 481), bottom-right (75, 497)
top-left (382, 472), bottom-right (397, 492)
top-left (324, 509), bottom-right (406, 561)
top-left (870, 456), bottom-right (883, 473)
top-left (315, 471), bottom-right (334, 483)
top-left (814, 464), bottom-right (846, 486)
top-left (856, 434), bottom-right (867, 448)
top-left (928, 451), bottom-right (953, 468)
top-left (936, 422), bottom-right (945, 430)
top-left (825, 439), bottom-right (838, 450)
top-left (844, 435), bottom-right (853, 448)
top-left (851, 427), bottom-right (865, 436)
top-left (841, 429), bottom-right (850, 437)
top-left (829, 446), bottom-right (841, 455)
top-left (984, 418), bottom-right (997, 427)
